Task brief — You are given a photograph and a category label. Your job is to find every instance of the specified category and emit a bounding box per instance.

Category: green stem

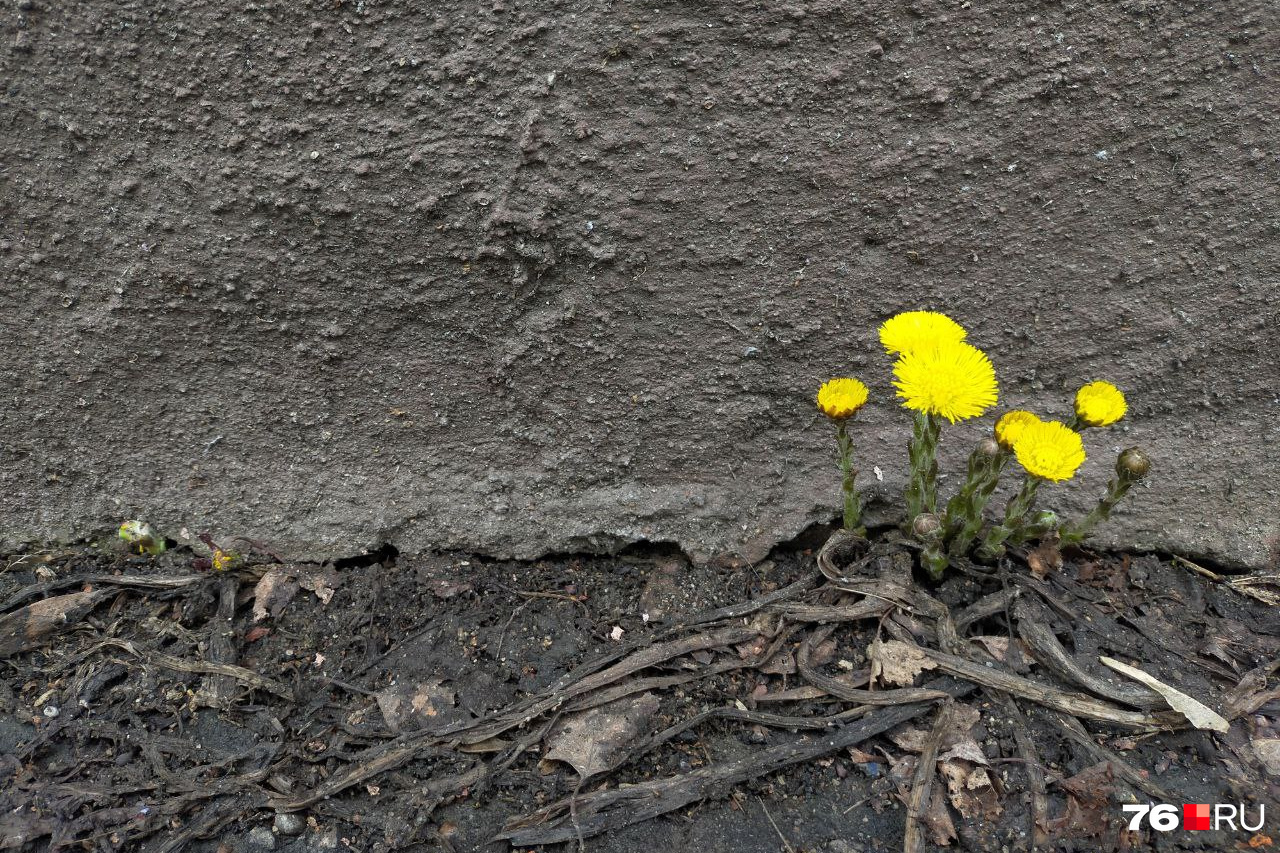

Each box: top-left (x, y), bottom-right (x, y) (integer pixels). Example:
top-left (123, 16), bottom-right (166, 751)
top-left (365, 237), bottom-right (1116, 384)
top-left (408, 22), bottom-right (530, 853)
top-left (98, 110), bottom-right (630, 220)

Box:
top-left (1019, 510), bottom-right (1061, 542)
top-left (942, 447), bottom-right (989, 541)
top-left (921, 542), bottom-right (949, 580)
top-left (835, 420), bottom-right (863, 534)
top-left (978, 476), bottom-right (1041, 559)
top-left (946, 450), bottom-right (1011, 557)
top-left (1061, 476), bottom-right (1133, 545)
top-left (905, 412), bottom-right (941, 524)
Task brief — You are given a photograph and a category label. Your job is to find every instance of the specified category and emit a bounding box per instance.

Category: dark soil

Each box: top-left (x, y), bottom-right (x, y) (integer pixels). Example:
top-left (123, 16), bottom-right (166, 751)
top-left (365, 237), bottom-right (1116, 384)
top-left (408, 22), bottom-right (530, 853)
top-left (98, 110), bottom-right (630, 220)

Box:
top-left (3, 538), bottom-right (1280, 853)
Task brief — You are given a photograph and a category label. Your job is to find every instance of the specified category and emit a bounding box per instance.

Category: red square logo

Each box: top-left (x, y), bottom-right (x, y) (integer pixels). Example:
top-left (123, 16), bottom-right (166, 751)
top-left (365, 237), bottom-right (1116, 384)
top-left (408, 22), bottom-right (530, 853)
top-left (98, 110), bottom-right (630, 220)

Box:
top-left (1183, 803), bottom-right (1210, 831)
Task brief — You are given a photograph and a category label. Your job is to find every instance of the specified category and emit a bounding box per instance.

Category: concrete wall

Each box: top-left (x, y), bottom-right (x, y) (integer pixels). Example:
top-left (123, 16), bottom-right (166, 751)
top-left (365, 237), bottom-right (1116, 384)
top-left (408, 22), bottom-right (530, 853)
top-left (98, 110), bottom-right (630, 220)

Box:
top-left (3, 0), bottom-right (1277, 568)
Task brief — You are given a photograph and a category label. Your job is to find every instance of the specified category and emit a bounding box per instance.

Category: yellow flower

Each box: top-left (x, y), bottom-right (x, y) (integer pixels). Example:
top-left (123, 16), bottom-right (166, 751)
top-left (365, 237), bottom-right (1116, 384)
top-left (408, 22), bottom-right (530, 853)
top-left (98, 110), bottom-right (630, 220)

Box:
top-left (1075, 381), bottom-right (1127, 427)
top-left (1013, 420), bottom-right (1086, 482)
top-left (816, 377), bottom-right (869, 420)
top-left (994, 410), bottom-right (1041, 452)
top-left (212, 549), bottom-right (237, 572)
top-left (878, 311), bottom-right (967, 356)
top-left (892, 341), bottom-right (998, 423)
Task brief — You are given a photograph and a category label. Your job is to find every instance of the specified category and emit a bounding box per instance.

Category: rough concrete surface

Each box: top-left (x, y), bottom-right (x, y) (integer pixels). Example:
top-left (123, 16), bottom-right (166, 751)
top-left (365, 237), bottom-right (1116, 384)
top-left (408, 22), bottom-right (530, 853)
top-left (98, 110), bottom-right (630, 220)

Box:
top-left (2, 1), bottom-right (1277, 568)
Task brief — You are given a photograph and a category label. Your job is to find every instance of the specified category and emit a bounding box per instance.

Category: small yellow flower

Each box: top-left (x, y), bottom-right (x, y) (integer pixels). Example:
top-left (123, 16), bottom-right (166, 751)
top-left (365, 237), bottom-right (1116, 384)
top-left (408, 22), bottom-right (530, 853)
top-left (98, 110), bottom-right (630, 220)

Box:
top-left (892, 341), bottom-right (998, 423)
top-left (994, 410), bottom-right (1041, 452)
top-left (1013, 420), bottom-right (1086, 482)
top-left (212, 549), bottom-right (237, 572)
top-left (816, 377), bottom-right (869, 420)
top-left (1075, 381), bottom-right (1127, 427)
top-left (878, 311), bottom-right (967, 356)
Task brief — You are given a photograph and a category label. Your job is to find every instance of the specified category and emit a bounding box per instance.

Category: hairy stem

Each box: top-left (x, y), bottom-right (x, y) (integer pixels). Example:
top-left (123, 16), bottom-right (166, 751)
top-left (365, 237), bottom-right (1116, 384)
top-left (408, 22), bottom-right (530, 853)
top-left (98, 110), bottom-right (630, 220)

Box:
top-left (905, 412), bottom-right (941, 524)
top-left (946, 450), bottom-right (1011, 557)
top-left (835, 420), bottom-right (863, 534)
top-left (978, 476), bottom-right (1041, 559)
top-left (1061, 476), bottom-right (1132, 545)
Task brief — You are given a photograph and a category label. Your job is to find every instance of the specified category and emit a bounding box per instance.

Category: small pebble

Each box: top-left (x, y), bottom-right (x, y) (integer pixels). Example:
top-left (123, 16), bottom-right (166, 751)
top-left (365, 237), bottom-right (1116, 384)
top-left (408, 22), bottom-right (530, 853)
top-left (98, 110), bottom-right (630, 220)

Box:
top-left (247, 826), bottom-right (276, 850)
top-left (274, 813), bottom-right (304, 836)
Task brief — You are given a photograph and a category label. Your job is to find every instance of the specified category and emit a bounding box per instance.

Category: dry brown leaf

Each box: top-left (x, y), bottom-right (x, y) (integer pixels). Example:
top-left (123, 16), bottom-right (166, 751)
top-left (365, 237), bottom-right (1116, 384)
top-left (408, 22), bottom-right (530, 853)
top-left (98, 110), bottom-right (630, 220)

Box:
top-left (890, 705), bottom-right (980, 755)
top-left (970, 636), bottom-right (1033, 673)
top-left (252, 569), bottom-right (300, 622)
top-left (252, 566), bottom-right (343, 621)
top-left (888, 725), bottom-right (929, 753)
top-left (937, 739), bottom-right (990, 767)
top-left (886, 752), bottom-right (918, 786)
top-left (544, 693), bottom-right (660, 779)
top-left (847, 747), bottom-right (879, 765)
top-left (923, 785), bottom-right (957, 847)
top-left (939, 759), bottom-right (1001, 820)
top-left (946, 705), bottom-right (981, 737)
top-left (1044, 762), bottom-right (1118, 842)
top-left (1252, 738), bottom-right (1280, 776)
top-left (375, 680), bottom-right (463, 734)
top-left (295, 567), bottom-right (341, 605)
top-left (1027, 535), bottom-right (1063, 579)
top-left (1099, 656), bottom-right (1229, 732)
top-left (868, 638), bottom-right (937, 687)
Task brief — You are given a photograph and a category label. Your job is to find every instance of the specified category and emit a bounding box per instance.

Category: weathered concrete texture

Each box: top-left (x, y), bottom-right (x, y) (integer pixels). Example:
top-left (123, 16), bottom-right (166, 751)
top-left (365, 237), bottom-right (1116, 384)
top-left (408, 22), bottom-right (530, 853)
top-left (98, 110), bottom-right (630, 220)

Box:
top-left (2, 1), bottom-right (1278, 568)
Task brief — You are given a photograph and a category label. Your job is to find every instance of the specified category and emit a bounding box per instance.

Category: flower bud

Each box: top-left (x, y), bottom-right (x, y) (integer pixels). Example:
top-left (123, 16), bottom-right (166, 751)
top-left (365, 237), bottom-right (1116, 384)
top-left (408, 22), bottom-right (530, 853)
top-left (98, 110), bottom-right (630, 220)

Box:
top-left (976, 437), bottom-right (1001, 459)
top-left (912, 513), bottom-right (942, 539)
top-left (1030, 510), bottom-right (1059, 528)
top-left (118, 520), bottom-right (165, 555)
top-left (1117, 447), bottom-right (1150, 481)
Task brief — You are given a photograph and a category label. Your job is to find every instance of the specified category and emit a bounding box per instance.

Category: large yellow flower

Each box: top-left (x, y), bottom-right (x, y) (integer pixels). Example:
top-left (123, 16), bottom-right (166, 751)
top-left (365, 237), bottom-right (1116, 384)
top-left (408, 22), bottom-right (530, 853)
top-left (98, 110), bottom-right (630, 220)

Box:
top-left (878, 311), bottom-right (967, 356)
top-left (1013, 420), bottom-right (1085, 482)
top-left (893, 341), bottom-right (998, 423)
top-left (1075, 381), bottom-right (1127, 427)
top-left (994, 410), bottom-right (1041, 452)
top-left (816, 377), bottom-right (869, 420)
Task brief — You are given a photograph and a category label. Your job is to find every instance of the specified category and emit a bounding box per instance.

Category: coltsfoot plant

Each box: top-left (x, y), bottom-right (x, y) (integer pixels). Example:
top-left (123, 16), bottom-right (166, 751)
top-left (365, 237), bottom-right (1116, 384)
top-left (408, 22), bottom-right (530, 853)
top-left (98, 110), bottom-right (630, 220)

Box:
top-left (195, 532), bottom-right (242, 572)
top-left (118, 520), bottom-right (166, 556)
top-left (815, 311), bottom-right (1150, 579)
top-left (815, 377), bottom-right (870, 535)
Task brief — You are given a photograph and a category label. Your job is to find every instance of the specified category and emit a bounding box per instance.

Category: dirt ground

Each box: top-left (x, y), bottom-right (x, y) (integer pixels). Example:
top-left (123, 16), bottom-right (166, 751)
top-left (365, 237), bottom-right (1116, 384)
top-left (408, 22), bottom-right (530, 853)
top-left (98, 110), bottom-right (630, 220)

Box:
top-left (4, 532), bottom-right (1280, 853)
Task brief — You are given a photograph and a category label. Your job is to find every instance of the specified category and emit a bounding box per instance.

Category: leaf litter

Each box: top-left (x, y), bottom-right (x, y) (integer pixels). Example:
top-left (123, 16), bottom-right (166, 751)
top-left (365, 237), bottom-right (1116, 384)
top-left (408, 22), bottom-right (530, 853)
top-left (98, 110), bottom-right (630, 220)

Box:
top-left (1, 542), bottom-right (1278, 852)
